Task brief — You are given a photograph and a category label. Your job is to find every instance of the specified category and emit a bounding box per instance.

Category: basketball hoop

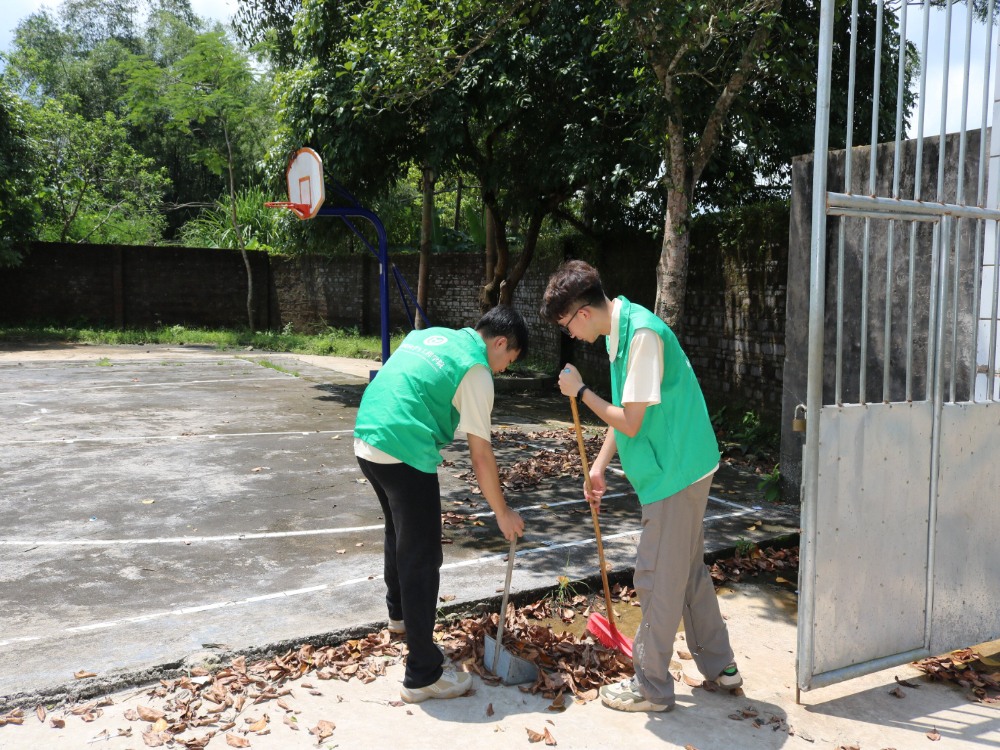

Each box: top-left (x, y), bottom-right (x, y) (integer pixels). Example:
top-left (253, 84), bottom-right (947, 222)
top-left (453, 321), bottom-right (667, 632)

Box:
top-left (265, 147), bottom-right (325, 219)
top-left (263, 201), bottom-right (312, 219)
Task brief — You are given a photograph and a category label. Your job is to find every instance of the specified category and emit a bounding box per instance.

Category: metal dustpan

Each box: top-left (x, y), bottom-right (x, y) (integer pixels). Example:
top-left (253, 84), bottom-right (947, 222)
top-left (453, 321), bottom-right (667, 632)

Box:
top-left (484, 536), bottom-right (539, 685)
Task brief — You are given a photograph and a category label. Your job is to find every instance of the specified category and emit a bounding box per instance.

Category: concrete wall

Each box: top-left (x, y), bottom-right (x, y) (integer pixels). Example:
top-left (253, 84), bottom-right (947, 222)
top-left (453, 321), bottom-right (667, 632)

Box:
top-left (781, 129), bottom-right (990, 502)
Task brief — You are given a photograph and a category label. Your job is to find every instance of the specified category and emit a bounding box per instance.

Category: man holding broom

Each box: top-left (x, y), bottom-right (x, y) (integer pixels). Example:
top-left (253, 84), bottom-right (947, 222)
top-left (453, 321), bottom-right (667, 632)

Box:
top-left (540, 260), bottom-right (742, 713)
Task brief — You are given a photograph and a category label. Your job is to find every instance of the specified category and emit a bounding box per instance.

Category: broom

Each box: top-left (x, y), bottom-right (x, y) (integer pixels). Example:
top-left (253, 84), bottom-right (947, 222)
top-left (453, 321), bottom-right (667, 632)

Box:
top-left (570, 395), bottom-right (633, 659)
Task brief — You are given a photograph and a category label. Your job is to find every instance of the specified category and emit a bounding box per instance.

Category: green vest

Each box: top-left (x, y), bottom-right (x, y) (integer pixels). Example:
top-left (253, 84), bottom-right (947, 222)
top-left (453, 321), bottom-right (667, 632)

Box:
top-left (609, 297), bottom-right (720, 503)
top-left (354, 327), bottom-right (490, 473)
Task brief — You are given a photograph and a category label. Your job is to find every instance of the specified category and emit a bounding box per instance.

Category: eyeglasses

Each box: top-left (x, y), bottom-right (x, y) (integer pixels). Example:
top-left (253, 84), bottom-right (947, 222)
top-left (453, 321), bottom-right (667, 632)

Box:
top-left (559, 304), bottom-right (590, 335)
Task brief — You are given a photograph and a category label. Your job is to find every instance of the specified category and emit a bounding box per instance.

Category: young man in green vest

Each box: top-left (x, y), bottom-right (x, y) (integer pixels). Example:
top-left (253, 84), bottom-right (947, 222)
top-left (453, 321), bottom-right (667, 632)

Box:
top-left (353, 305), bottom-right (528, 704)
top-left (540, 260), bottom-right (742, 713)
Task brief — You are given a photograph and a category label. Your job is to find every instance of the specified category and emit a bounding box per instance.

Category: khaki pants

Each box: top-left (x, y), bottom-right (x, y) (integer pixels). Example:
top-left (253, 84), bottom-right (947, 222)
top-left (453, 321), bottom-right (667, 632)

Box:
top-left (632, 473), bottom-right (735, 705)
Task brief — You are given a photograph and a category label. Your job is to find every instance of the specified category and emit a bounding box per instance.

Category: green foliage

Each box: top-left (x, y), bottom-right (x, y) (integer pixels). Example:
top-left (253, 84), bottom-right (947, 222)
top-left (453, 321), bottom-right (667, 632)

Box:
top-left (757, 464), bottom-right (782, 503)
top-left (25, 99), bottom-right (170, 244)
top-left (5, 1), bottom-right (269, 240)
top-left (119, 30), bottom-right (266, 180)
top-left (712, 406), bottom-right (779, 457)
top-left (179, 186), bottom-right (290, 252)
top-left (0, 77), bottom-right (39, 266)
top-left (735, 537), bottom-right (758, 557)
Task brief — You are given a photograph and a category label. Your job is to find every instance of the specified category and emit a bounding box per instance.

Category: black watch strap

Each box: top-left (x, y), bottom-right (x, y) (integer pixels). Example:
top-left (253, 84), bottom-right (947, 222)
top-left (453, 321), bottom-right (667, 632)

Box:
top-left (576, 384), bottom-right (589, 400)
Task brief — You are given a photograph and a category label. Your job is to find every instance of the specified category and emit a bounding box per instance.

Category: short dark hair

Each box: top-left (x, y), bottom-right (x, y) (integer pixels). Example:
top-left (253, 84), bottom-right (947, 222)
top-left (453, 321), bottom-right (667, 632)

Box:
top-left (475, 304), bottom-right (529, 360)
top-left (539, 260), bottom-right (606, 323)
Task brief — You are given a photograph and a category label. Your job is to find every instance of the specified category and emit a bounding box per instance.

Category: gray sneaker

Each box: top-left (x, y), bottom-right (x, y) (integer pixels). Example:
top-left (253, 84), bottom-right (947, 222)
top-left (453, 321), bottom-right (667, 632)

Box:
top-left (599, 678), bottom-right (673, 713)
top-left (400, 667), bottom-right (472, 704)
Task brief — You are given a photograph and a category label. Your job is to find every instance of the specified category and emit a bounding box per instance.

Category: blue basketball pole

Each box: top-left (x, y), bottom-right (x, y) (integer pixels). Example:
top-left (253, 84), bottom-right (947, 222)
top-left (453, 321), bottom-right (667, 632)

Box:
top-left (317, 206), bottom-right (391, 377)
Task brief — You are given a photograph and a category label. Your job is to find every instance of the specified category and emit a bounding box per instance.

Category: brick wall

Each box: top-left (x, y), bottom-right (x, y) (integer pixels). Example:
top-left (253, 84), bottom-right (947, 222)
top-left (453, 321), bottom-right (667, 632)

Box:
top-left (1, 225), bottom-right (787, 422)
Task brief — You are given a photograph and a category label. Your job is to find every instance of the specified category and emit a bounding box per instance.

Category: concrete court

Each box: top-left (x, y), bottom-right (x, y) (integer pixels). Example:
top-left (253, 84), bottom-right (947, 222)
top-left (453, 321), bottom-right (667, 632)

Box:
top-left (0, 343), bottom-right (797, 710)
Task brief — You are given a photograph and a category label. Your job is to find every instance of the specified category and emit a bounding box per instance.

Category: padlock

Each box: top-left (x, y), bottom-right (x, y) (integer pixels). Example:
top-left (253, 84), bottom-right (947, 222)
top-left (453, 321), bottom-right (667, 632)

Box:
top-left (792, 404), bottom-right (806, 432)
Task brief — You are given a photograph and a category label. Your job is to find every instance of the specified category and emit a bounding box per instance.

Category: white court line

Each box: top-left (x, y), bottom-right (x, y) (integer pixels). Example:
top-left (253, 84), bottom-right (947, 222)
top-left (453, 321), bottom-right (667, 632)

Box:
top-left (1, 428), bottom-right (354, 446)
top-left (0, 530), bottom-right (643, 648)
top-left (0, 494), bottom-right (629, 547)
top-left (0, 501), bottom-right (765, 647)
top-left (0, 375), bottom-right (289, 398)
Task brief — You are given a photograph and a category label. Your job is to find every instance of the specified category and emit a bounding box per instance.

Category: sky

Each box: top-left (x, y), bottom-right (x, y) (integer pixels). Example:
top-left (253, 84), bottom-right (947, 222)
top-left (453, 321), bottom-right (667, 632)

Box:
top-left (0, 0), bottom-right (996, 139)
top-left (0, 0), bottom-right (237, 55)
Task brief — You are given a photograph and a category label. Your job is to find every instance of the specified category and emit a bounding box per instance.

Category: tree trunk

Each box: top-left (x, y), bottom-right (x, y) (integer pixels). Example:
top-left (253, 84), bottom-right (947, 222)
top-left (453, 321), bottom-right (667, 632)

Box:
top-left (479, 203), bottom-right (504, 312)
top-left (241, 248), bottom-right (254, 329)
top-left (453, 175), bottom-right (462, 232)
top-left (417, 164), bottom-right (435, 329)
top-left (655, 185), bottom-right (690, 332)
top-left (499, 210), bottom-right (544, 306)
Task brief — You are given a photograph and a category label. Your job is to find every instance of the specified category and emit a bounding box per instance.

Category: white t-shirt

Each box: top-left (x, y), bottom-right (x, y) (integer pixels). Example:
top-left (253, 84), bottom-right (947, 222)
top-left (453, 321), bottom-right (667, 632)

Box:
top-left (354, 364), bottom-right (493, 464)
top-left (607, 298), bottom-right (663, 404)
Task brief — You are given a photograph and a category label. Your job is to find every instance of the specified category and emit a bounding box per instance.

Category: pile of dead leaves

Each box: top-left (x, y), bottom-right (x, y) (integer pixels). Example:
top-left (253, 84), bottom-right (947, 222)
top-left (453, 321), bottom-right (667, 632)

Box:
top-left (913, 648), bottom-right (1000, 705)
top-left (50, 633), bottom-right (405, 748)
top-left (710, 545), bottom-right (799, 586)
top-left (439, 605), bottom-right (633, 701)
top-left (449, 428), bottom-right (605, 494)
top-left (3, 602), bottom-right (640, 746)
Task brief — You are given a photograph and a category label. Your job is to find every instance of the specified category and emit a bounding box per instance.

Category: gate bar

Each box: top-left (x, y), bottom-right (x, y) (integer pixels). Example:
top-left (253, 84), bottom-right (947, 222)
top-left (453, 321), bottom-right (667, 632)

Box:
top-left (827, 193), bottom-right (1000, 221)
top-left (798, 0), bottom-right (837, 692)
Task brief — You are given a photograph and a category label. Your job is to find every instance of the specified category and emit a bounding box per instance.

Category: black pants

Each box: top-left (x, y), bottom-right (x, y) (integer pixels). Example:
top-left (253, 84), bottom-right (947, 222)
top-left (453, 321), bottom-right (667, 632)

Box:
top-left (357, 457), bottom-right (444, 689)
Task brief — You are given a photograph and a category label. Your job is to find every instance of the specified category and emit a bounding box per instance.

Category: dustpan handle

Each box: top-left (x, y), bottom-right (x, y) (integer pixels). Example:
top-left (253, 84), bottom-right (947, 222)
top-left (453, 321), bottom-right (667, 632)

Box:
top-left (494, 535), bottom-right (517, 667)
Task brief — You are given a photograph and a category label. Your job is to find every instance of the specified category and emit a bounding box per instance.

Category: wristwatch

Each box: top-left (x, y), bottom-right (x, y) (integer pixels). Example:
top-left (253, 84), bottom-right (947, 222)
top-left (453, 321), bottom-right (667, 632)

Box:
top-left (576, 384), bottom-right (589, 400)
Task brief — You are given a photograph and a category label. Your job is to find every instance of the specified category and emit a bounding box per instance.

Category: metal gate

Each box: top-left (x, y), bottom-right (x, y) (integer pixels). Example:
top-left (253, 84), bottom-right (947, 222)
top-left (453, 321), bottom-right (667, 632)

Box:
top-left (799, 0), bottom-right (1000, 690)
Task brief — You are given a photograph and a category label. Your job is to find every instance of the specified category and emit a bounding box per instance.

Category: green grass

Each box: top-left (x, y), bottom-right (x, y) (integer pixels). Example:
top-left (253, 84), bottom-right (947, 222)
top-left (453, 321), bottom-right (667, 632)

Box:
top-left (0, 324), bottom-right (405, 361)
top-left (249, 358), bottom-right (300, 377)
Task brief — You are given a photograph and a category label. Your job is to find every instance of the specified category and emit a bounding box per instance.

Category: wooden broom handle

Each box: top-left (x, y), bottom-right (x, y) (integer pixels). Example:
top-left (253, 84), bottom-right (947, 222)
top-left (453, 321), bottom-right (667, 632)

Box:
top-left (570, 396), bottom-right (619, 634)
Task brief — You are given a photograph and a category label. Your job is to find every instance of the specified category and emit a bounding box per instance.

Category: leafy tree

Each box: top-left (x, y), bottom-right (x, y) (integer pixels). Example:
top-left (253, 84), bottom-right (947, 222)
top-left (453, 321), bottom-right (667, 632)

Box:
top-left (5, 0), bottom-right (257, 237)
top-left (119, 30), bottom-right (275, 327)
top-left (0, 77), bottom-right (39, 266)
top-left (278, 0), bottom-right (653, 311)
top-left (25, 99), bottom-right (170, 244)
top-left (609, 0), bottom-right (915, 328)
top-left (235, 0), bottom-right (916, 327)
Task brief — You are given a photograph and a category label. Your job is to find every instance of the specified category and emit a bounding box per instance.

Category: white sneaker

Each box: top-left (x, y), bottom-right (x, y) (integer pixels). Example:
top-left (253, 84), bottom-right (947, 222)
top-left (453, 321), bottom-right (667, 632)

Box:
top-left (715, 663), bottom-right (744, 689)
top-left (400, 667), bottom-right (472, 704)
top-left (388, 618), bottom-right (405, 634)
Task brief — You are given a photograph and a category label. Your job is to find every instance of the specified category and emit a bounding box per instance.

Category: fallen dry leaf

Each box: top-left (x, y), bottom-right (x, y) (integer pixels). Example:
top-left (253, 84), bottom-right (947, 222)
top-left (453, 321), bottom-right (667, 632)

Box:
top-left (248, 715), bottom-right (268, 733)
top-left (225, 733), bottom-right (251, 747)
top-left (309, 719), bottom-right (335, 740)
top-left (137, 705), bottom-right (165, 722)
top-left (927, 728), bottom-right (941, 741)
top-left (74, 670), bottom-right (97, 679)
top-left (889, 686), bottom-right (906, 698)
top-left (486, 703), bottom-right (494, 716)
top-left (35, 705), bottom-right (45, 722)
